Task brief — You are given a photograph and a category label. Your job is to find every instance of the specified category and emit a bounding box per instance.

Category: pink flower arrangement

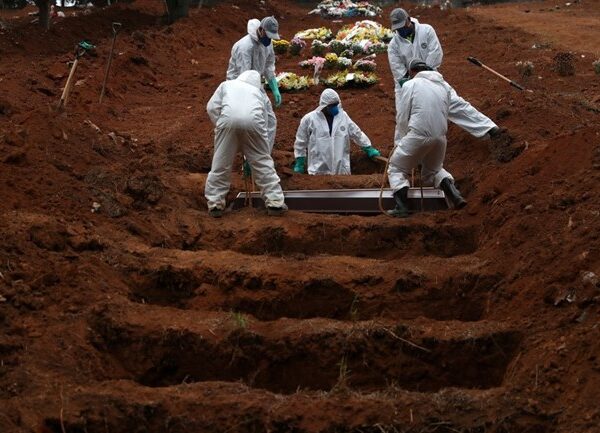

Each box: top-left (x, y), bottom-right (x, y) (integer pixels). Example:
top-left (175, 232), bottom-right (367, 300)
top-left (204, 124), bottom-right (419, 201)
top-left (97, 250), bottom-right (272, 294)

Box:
top-left (299, 56), bottom-right (326, 85)
top-left (299, 56), bottom-right (326, 69)
top-left (290, 36), bottom-right (307, 55)
top-left (354, 58), bottom-right (377, 72)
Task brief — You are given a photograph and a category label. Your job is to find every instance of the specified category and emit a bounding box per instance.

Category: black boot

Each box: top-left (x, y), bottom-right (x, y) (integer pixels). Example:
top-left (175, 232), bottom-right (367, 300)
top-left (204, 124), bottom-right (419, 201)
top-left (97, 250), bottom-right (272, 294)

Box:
top-left (487, 126), bottom-right (503, 138)
top-left (387, 187), bottom-right (409, 218)
top-left (440, 178), bottom-right (467, 209)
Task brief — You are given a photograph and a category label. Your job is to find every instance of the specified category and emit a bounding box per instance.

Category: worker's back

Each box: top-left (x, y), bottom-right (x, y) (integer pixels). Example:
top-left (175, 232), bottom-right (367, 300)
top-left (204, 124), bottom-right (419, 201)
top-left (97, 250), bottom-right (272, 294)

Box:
top-left (216, 73), bottom-right (267, 131)
top-left (405, 71), bottom-right (450, 137)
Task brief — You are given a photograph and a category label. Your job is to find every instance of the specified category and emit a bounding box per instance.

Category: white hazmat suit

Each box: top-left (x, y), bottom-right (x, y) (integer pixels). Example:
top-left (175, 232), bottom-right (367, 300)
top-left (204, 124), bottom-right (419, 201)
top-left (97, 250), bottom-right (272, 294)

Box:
top-left (388, 71), bottom-right (454, 191)
top-left (227, 19), bottom-right (277, 150)
top-left (388, 18), bottom-right (496, 138)
top-left (294, 89), bottom-right (372, 175)
top-left (205, 70), bottom-right (285, 211)
top-left (388, 18), bottom-right (443, 91)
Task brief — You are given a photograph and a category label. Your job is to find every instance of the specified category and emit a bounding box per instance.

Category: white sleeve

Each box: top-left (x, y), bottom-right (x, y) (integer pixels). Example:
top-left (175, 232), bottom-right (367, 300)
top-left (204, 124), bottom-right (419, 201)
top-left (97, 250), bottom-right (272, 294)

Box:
top-left (237, 44), bottom-right (254, 75)
top-left (206, 83), bottom-right (225, 124)
top-left (395, 83), bottom-right (413, 137)
top-left (387, 37), bottom-right (408, 84)
top-left (347, 115), bottom-right (372, 149)
top-left (294, 114), bottom-right (311, 158)
top-left (264, 46), bottom-right (276, 81)
top-left (425, 26), bottom-right (443, 70)
top-left (259, 92), bottom-right (270, 135)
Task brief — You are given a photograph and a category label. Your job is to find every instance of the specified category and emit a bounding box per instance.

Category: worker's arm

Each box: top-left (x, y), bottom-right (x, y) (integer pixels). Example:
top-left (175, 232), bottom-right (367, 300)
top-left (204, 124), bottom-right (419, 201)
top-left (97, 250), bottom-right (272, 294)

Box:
top-left (259, 92), bottom-right (271, 137)
top-left (264, 45), bottom-right (276, 82)
top-left (237, 43), bottom-right (254, 75)
top-left (293, 115), bottom-right (312, 173)
top-left (294, 115), bottom-right (311, 158)
top-left (206, 83), bottom-right (225, 124)
top-left (225, 45), bottom-right (238, 80)
top-left (347, 116), bottom-right (371, 149)
top-left (395, 83), bottom-right (413, 138)
top-left (265, 46), bottom-right (281, 107)
top-left (424, 25), bottom-right (443, 70)
top-left (347, 116), bottom-right (381, 159)
top-left (387, 37), bottom-right (408, 87)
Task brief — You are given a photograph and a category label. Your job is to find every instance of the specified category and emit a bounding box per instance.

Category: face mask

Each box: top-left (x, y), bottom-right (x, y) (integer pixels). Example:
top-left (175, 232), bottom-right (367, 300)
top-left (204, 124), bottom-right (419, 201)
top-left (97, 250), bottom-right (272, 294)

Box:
top-left (328, 104), bottom-right (340, 117)
top-left (259, 35), bottom-right (271, 47)
top-left (397, 26), bottom-right (413, 39)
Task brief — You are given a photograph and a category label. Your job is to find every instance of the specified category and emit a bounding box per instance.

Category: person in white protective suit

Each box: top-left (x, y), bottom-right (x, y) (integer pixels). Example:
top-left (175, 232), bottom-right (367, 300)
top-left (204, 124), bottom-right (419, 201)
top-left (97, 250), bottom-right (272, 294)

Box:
top-left (205, 70), bottom-right (287, 218)
top-left (292, 89), bottom-right (381, 175)
top-left (387, 59), bottom-right (467, 218)
top-left (226, 17), bottom-right (282, 152)
top-left (388, 8), bottom-right (509, 141)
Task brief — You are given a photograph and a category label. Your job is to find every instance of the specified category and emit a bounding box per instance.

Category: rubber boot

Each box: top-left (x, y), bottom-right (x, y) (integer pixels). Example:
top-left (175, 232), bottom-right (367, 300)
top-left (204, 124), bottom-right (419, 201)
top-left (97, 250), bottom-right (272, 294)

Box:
top-left (208, 207), bottom-right (224, 218)
top-left (387, 187), bottom-right (409, 218)
top-left (267, 203), bottom-right (288, 216)
top-left (440, 178), bottom-right (467, 209)
top-left (487, 126), bottom-right (504, 138)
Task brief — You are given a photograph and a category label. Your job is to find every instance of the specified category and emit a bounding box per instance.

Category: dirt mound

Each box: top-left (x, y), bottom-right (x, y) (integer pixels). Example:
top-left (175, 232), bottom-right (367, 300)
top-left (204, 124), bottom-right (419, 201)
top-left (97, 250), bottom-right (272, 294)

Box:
top-left (1, 0), bottom-right (600, 432)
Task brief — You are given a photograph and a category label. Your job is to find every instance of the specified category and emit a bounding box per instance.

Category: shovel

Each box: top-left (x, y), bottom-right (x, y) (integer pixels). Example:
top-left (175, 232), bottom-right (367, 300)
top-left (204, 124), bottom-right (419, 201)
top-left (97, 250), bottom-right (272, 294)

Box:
top-left (57, 41), bottom-right (94, 110)
top-left (467, 56), bottom-right (531, 92)
top-left (99, 22), bottom-right (122, 104)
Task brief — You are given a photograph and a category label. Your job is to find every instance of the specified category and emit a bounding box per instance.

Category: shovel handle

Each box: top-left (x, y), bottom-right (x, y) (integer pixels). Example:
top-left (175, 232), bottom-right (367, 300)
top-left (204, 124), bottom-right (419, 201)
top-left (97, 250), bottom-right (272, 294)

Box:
top-left (468, 56), bottom-right (528, 92)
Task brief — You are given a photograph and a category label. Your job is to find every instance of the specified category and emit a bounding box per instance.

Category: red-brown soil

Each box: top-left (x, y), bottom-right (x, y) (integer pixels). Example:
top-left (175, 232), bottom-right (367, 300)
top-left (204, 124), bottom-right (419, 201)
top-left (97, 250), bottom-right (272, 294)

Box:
top-left (1, 0), bottom-right (600, 432)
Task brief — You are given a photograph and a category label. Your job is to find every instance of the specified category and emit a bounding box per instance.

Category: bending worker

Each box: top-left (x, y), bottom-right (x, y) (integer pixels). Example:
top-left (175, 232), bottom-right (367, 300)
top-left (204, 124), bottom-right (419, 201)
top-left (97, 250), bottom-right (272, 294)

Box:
top-left (388, 8), bottom-right (509, 142)
top-left (293, 88), bottom-right (381, 175)
top-left (227, 16), bottom-right (282, 151)
top-left (205, 70), bottom-right (287, 218)
top-left (388, 60), bottom-right (466, 218)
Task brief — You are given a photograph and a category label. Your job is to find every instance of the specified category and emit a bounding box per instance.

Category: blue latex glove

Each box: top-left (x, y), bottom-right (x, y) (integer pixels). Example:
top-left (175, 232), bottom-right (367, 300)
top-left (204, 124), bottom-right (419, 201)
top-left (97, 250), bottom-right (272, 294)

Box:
top-left (398, 77), bottom-right (409, 87)
top-left (243, 160), bottom-right (251, 178)
top-left (293, 156), bottom-right (306, 173)
top-left (362, 146), bottom-right (381, 160)
top-left (268, 77), bottom-right (282, 107)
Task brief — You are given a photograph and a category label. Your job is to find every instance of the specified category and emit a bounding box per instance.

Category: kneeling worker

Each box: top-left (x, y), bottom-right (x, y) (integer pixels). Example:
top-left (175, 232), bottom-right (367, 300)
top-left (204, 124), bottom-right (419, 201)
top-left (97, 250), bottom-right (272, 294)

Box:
top-left (205, 70), bottom-right (287, 218)
top-left (388, 59), bottom-right (466, 217)
top-left (293, 89), bottom-right (381, 175)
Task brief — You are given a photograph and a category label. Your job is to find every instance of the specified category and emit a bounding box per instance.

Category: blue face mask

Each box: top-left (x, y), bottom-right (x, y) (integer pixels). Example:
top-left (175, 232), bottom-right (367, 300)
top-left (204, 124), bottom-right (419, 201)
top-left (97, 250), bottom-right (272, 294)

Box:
top-left (259, 35), bottom-right (271, 47)
top-left (328, 104), bottom-right (340, 117)
top-left (397, 26), bottom-right (413, 39)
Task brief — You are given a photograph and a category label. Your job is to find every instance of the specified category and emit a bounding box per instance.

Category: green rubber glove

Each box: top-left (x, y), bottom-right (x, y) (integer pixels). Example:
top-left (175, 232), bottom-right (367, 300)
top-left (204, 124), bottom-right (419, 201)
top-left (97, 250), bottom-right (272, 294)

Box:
top-left (268, 77), bottom-right (282, 107)
top-left (362, 146), bottom-right (381, 159)
top-left (78, 40), bottom-right (96, 51)
top-left (242, 160), bottom-right (251, 178)
top-left (293, 156), bottom-right (306, 173)
top-left (398, 77), bottom-right (409, 87)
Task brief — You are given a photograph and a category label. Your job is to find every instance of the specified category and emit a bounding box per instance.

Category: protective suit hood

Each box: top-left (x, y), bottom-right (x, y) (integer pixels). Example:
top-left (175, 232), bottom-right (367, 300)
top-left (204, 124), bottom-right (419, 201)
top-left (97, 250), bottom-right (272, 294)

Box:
top-left (317, 88), bottom-right (342, 111)
top-left (237, 70), bottom-right (262, 89)
top-left (414, 70), bottom-right (444, 83)
top-left (247, 19), bottom-right (260, 42)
